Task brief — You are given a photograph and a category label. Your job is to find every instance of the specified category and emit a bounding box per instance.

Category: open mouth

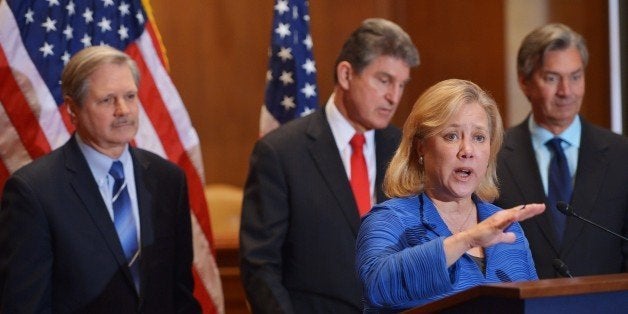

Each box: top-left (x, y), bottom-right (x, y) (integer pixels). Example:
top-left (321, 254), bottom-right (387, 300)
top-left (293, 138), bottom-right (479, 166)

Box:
top-left (455, 168), bottom-right (472, 177)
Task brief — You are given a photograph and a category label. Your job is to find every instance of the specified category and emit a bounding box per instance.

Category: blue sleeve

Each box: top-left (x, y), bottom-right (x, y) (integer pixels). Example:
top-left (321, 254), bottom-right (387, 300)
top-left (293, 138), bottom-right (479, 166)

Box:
top-left (356, 206), bottom-right (454, 308)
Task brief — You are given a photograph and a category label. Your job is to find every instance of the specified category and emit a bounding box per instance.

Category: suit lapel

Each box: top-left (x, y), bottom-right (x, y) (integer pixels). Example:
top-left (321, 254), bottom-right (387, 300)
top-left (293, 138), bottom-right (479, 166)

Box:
top-left (63, 138), bottom-right (131, 272)
top-left (502, 121), bottom-right (561, 251)
top-left (374, 126), bottom-right (399, 203)
top-left (561, 121), bottom-right (609, 254)
top-left (306, 111), bottom-right (362, 235)
top-left (130, 148), bottom-right (154, 294)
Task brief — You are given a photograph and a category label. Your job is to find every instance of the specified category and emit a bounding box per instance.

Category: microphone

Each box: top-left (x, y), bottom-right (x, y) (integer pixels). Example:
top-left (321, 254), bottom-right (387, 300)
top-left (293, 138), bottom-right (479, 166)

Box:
top-left (556, 201), bottom-right (628, 241)
top-left (552, 258), bottom-right (573, 278)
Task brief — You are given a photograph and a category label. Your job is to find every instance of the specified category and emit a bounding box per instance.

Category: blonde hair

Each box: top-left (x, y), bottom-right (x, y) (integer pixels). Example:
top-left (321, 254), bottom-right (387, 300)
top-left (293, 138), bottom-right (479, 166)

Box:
top-left (383, 79), bottom-right (504, 201)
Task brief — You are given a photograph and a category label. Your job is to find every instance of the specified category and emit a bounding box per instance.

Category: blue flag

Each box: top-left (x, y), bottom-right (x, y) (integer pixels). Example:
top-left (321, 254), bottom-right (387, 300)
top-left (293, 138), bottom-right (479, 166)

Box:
top-left (260, 0), bottom-right (318, 136)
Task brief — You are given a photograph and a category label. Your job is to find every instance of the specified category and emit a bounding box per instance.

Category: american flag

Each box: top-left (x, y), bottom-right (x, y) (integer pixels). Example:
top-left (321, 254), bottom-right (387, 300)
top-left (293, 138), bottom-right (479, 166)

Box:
top-left (260, 0), bottom-right (318, 136)
top-left (0, 0), bottom-right (223, 312)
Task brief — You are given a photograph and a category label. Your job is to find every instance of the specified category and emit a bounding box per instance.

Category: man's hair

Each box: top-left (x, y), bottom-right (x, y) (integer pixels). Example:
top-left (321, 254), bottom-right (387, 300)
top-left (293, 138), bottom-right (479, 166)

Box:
top-left (517, 23), bottom-right (588, 80)
top-left (334, 18), bottom-right (420, 82)
top-left (61, 45), bottom-right (139, 106)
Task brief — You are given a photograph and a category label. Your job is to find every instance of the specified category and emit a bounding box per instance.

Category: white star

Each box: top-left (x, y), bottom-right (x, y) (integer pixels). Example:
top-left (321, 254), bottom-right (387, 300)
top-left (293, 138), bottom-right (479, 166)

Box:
top-left (266, 70), bottom-right (272, 82)
top-left (83, 8), bottom-right (94, 24)
top-left (80, 33), bottom-right (92, 47)
top-left (292, 5), bottom-right (298, 20)
top-left (304, 14), bottom-right (310, 22)
top-left (61, 51), bottom-right (71, 65)
top-left (102, 0), bottom-right (114, 7)
top-left (66, 1), bottom-right (75, 15)
top-left (301, 106), bottom-right (315, 117)
top-left (302, 58), bottom-right (316, 75)
top-left (63, 25), bottom-right (73, 40)
top-left (303, 34), bottom-right (313, 50)
top-left (136, 11), bottom-right (145, 24)
top-left (276, 47), bottom-right (293, 62)
top-left (118, 25), bottom-right (129, 40)
top-left (280, 96), bottom-right (296, 111)
top-left (41, 17), bottom-right (57, 32)
top-left (279, 71), bottom-right (294, 86)
top-left (274, 0), bottom-right (289, 15)
top-left (118, 2), bottom-right (131, 16)
top-left (300, 82), bottom-right (316, 98)
top-left (24, 9), bottom-right (34, 24)
top-left (39, 42), bottom-right (54, 57)
top-left (45, 0), bottom-right (60, 7)
top-left (275, 22), bottom-right (291, 39)
top-left (97, 17), bottom-right (112, 32)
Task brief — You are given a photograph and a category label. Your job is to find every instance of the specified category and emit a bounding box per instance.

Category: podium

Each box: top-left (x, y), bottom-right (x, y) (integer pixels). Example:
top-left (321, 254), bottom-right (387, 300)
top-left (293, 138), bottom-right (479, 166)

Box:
top-left (406, 273), bottom-right (628, 313)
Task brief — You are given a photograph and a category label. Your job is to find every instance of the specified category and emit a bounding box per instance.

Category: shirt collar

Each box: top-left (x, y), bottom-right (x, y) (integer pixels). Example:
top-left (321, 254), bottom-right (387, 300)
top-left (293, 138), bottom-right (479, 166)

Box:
top-left (75, 133), bottom-right (132, 184)
top-left (325, 94), bottom-right (375, 150)
top-left (529, 114), bottom-right (581, 149)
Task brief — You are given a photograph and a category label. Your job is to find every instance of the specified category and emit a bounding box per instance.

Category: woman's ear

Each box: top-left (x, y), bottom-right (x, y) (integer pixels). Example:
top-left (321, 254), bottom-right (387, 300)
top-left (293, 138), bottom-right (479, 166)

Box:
top-left (415, 137), bottom-right (424, 156)
top-left (336, 61), bottom-right (352, 90)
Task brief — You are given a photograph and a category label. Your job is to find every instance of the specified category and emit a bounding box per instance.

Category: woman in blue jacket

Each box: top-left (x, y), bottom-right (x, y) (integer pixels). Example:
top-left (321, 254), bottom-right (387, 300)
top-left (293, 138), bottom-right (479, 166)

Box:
top-left (356, 79), bottom-right (545, 312)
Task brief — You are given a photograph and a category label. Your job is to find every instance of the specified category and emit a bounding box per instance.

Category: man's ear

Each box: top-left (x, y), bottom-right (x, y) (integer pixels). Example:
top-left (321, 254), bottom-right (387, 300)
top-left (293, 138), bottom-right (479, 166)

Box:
top-left (336, 61), bottom-right (353, 90)
top-left (65, 96), bottom-right (77, 124)
top-left (518, 74), bottom-right (530, 97)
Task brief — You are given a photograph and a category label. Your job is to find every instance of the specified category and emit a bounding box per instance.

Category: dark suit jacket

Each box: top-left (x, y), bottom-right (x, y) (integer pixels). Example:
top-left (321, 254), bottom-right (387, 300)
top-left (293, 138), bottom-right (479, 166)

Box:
top-left (240, 110), bottom-right (401, 313)
top-left (0, 136), bottom-right (200, 313)
top-left (494, 117), bottom-right (628, 279)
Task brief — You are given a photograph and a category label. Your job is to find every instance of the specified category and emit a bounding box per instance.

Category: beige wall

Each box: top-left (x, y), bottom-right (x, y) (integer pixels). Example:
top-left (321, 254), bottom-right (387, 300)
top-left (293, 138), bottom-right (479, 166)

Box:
top-left (149, 0), bottom-right (609, 188)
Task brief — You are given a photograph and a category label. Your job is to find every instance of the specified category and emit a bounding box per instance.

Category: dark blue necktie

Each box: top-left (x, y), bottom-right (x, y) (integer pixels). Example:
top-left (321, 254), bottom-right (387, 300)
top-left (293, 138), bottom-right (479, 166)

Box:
top-left (109, 161), bottom-right (140, 292)
top-left (546, 138), bottom-right (572, 244)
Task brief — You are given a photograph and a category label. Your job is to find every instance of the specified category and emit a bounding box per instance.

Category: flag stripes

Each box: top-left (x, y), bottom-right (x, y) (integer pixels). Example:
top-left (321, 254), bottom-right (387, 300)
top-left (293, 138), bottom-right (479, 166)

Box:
top-left (0, 0), bottom-right (223, 311)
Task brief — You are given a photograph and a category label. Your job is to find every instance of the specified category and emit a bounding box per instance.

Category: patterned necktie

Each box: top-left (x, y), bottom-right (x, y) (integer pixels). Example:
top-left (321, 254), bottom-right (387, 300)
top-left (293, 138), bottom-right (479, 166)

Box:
top-left (350, 134), bottom-right (371, 216)
top-left (109, 161), bottom-right (140, 292)
top-left (546, 138), bottom-right (572, 244)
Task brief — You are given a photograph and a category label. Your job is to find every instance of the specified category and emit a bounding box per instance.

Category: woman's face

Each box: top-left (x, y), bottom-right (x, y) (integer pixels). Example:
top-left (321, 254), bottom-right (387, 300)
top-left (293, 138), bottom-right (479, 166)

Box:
top-left (419, 101), bottom-right (491, 202)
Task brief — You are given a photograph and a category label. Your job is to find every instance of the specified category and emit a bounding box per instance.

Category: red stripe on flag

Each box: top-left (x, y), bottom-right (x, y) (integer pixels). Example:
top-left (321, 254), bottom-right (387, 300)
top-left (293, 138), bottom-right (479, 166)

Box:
top-left (145, 20), bottom-right (169, 71)
top-left (193, 268), bottom-right (217, 313)
top-left (126, 45), bottom-right (183, 160)
top-left (0, 45), bottom-right (51, 159)
top-left (138, 21), bottom-right (216, 250)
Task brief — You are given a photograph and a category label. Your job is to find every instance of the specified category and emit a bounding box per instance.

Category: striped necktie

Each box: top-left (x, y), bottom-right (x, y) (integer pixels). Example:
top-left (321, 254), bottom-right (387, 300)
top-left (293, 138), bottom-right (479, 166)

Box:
top-left (109, 161), bottom-right (140, 292)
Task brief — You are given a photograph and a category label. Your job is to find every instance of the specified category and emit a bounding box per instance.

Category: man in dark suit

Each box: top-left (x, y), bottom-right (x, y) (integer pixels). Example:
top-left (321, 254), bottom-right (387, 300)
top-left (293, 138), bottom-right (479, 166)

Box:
top-left (0, 46), bottom-right (200, 312)
top-left (240, 18), bottom-right (420, 313)
top-left (495, 23), bottom-right (628, 279)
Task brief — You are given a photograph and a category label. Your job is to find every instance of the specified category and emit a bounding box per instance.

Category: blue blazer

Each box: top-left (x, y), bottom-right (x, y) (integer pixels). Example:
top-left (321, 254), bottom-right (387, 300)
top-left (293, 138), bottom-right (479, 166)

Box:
top-left (0, 136), bottom-right (200, 313)
top-left (357, 194), bottom-right (537, 312)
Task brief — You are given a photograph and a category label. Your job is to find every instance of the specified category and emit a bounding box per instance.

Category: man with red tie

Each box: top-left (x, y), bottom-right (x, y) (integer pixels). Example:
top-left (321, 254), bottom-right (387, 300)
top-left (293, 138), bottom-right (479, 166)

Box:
top-left (240, 18), bottom-right (419, 313)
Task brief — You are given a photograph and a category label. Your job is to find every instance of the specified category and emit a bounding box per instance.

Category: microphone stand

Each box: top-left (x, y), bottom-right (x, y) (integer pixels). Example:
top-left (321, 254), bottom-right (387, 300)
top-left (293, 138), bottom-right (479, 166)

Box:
top-left (556, 202), bottom-right (628, 241)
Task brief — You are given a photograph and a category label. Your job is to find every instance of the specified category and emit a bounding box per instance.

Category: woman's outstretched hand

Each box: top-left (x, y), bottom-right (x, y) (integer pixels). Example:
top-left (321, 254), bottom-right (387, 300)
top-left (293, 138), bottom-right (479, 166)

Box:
top-left (443, 203), bottom-right (545, 266)
top-left (465, 203), bottom-right (545, 248)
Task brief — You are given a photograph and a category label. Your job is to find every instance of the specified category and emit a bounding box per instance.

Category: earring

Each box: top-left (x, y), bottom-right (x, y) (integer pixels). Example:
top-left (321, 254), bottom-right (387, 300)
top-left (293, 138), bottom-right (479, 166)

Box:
top-left (419, 156), bottom-right (424, 165)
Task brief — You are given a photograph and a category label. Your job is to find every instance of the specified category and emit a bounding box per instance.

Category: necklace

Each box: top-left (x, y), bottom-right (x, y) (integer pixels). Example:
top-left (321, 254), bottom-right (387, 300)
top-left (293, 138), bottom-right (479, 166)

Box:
top-left (441, 207), bottom-right (474, 233)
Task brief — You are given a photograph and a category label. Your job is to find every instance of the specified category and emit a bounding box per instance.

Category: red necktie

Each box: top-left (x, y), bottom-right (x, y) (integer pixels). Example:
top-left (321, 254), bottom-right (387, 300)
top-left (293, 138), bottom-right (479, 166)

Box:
top-left (350, 134), bottom-right (371, 216)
